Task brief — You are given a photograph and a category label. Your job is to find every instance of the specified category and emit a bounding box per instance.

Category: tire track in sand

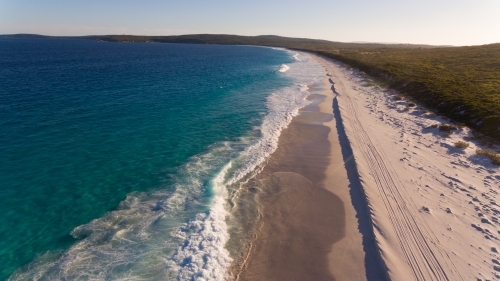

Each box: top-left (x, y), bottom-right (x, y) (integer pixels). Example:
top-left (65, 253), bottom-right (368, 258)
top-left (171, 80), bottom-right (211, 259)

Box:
top-left (324, 59), bottom-right (463, 281)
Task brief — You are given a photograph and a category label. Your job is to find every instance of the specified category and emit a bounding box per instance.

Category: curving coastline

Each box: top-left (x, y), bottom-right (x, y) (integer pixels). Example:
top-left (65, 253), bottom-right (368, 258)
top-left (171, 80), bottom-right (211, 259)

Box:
top-left (232, 52), bottom-right (500, 281)
top-left (230, 56), bottom-right (387, 280)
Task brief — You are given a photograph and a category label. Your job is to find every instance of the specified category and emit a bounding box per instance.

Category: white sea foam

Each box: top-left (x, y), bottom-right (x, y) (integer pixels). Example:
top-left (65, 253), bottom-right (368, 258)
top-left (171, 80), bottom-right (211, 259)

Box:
top-left (169, 163), bottom-right (231, 281)
top-left (278, 64), bottom-right (290, 72)
top-left (227, 51), bottom-right (322, 187)
top-left (9, 50), bottom-right (323, 281)
top-left (168, 51), bottom-right (322, 281)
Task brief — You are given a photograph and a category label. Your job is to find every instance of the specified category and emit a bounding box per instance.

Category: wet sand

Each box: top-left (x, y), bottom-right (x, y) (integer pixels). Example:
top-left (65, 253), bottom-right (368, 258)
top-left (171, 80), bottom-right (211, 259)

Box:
top-left (234, 74), bottom-right (386, 280)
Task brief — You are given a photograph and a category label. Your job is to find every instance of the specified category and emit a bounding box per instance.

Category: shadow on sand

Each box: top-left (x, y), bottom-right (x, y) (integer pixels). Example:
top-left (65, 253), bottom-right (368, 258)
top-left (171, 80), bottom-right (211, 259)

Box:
top-left (331, 86), bottom-right (389, 281)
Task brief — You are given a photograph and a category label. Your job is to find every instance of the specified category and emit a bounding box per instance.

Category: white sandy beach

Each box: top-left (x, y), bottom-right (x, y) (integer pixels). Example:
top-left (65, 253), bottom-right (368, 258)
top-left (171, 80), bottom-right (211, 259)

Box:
top-left (313, 54), bottom-right (500, 281)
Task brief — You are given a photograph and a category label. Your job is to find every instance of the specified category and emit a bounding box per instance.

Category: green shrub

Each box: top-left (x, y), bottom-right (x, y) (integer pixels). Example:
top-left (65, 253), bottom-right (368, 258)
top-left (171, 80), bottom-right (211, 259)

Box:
top-left (476, 149), bottom-right (500, 165)
top-left (427, 124), bottom-right (439, 129)
top-left (439, 124), bottom-right (458, 132)
top-left (454, 141), bottom-right (469, 149)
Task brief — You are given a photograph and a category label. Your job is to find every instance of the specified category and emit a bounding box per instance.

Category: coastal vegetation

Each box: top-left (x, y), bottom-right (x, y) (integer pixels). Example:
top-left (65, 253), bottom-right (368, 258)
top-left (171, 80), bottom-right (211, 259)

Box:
top-left (315, 44), bottom-right (500, 142)
top-left (476, 149), bottom-right (500, 165)
top-left (3, 34), bottom-right (499, 142)
top-left (454, 141), bottom-right (470, 149)
top-left (439, 124), bottom-right (459, 132)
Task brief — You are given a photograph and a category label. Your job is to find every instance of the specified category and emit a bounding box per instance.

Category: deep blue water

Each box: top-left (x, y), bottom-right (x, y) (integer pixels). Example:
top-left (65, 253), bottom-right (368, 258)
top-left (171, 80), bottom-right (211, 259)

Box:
top-left (0, 38), bottom-right (299, 280)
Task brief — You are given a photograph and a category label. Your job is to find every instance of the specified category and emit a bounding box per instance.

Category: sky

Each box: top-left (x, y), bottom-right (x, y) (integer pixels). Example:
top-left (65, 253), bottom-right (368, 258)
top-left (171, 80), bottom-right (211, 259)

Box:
top-left (1, 0), bottom-right (499, 46)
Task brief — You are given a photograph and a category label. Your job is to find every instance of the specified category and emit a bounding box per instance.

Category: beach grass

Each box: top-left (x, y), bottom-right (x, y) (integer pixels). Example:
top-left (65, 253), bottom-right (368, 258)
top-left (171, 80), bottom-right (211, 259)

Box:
top-left (476, 149), bottom-right (500, 165)
top-left (439, 124), bottom-right (458, 132)
top-left (454, 141), bottom-right (469, 149)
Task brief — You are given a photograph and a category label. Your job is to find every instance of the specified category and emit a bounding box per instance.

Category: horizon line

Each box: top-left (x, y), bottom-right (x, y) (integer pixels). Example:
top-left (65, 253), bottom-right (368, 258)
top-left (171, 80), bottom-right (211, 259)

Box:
top-left (2, 33), bottom-right (494, 47)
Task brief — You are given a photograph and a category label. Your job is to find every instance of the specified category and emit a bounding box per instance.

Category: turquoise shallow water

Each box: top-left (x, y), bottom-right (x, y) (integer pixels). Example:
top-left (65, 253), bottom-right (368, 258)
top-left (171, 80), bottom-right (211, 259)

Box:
top-left (1, 38), bottom-right (323, 280)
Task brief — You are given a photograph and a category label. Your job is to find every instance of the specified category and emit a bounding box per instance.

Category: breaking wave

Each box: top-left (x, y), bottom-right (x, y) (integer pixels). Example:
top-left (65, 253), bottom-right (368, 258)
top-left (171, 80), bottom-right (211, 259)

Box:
top-left (9, 50), bottom-right (323, 281)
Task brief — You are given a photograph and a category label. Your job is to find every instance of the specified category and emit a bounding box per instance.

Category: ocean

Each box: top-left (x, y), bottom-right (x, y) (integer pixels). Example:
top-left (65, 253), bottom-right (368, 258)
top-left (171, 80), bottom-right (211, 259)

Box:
top-left (0, 37), bottom-right (322, 280)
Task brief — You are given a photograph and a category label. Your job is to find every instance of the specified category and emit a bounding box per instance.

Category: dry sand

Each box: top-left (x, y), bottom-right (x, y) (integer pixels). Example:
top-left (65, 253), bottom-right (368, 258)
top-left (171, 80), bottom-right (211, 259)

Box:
top-left (314, 55), bottom-right (500, 281)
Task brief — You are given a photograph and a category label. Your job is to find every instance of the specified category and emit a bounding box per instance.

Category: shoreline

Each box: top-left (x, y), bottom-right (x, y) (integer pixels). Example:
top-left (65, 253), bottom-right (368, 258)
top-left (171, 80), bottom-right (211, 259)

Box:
top-left (315, 54), bottom-right (500, 280)
top-left (230, 58), bottom-right (386, 280)
top-left (231, 50), bottom-right (500, 281)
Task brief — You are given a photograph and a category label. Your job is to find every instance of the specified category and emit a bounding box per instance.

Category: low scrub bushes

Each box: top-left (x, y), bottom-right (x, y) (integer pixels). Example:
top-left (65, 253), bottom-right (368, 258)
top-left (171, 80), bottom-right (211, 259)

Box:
top-left (439, 124), bottom-right (458, 132)
top-left (476, 149), bottom-right (500, 165)
top-left (454, 141), bottom-right (469, 149)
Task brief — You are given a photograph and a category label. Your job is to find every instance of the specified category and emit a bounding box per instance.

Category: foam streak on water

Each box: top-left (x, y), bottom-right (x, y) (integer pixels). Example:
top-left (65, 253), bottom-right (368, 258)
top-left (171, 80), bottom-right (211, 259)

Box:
top-left (8, 51), bottom-right (323, 281)
top-left (278, 64), bottom-right (290, 72)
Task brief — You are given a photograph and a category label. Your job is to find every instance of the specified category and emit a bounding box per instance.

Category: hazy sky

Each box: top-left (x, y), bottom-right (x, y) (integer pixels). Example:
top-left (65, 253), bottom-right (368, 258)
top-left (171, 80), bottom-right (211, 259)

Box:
top-left (1, 0), bottom-right (499, 46)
